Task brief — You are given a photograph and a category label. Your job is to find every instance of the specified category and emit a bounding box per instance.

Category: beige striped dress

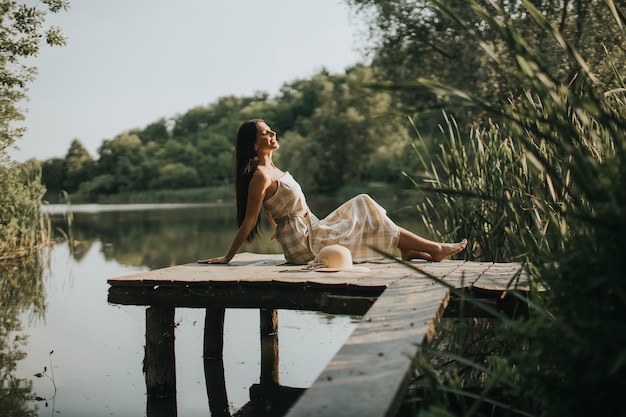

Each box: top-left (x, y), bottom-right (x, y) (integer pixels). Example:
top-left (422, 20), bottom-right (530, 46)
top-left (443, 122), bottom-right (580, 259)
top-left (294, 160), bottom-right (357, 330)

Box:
top-left (263, 172), bottom-right (400, 264)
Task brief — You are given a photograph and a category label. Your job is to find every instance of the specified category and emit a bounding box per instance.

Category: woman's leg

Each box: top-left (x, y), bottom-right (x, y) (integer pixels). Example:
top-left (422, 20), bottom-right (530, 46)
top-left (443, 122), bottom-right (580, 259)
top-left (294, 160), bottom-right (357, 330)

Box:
top-left (397, 227), bottom-right (467, 262)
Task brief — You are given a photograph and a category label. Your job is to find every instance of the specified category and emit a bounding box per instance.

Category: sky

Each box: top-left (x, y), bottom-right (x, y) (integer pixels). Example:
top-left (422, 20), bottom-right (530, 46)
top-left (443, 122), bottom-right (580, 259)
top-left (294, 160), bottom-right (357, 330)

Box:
top-left (10, 0), bottom-right (367, 162)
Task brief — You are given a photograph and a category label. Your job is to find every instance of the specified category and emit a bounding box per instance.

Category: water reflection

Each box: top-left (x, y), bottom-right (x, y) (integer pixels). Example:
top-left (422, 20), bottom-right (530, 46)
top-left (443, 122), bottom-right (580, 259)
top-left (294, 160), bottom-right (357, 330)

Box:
top-left (0, 254), bottom-right (46, 416)
top-left (9, 203), bottom-right (373, 416)
top-left (139, 307), bottom-right (310, 417)
top-left (48, 199), bottom-right (424, 270)
top-left (52, 203), bottom-right (283, 269)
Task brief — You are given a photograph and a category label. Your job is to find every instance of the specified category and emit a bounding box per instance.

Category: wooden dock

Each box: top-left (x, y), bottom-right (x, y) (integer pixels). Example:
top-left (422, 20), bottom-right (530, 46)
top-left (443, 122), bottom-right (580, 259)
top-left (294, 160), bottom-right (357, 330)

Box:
top-left (107, 253), bottom-right (530, 417)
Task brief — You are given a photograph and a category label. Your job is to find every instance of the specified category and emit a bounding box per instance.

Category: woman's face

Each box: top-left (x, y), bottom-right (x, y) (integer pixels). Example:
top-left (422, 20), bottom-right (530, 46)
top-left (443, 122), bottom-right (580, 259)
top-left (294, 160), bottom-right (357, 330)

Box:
top-left (254, 121), bottom-right (279, 154)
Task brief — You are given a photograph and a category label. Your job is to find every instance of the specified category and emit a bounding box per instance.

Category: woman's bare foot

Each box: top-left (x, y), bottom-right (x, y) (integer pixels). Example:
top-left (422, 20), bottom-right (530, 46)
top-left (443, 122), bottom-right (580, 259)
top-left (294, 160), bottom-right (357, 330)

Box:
top-left (401, 239), bottom-right (468, 262)
top-left (431, 239), bottom-right (468, 262)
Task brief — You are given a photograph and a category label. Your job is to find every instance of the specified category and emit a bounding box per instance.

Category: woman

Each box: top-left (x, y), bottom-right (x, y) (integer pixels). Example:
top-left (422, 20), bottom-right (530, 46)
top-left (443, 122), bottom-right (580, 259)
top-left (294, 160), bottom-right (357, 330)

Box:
top-left (198, 119), bottom-right (467, 265)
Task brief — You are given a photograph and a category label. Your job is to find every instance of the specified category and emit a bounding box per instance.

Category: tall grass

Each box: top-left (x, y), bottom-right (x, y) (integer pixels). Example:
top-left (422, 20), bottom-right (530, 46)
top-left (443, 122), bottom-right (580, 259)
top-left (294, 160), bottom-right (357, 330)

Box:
top-left (407, 113), bottom-right (554, 263)
top-left (0, 159), bottom-right (50, 260)
top-left (401, 1), bottom-right (626, 416)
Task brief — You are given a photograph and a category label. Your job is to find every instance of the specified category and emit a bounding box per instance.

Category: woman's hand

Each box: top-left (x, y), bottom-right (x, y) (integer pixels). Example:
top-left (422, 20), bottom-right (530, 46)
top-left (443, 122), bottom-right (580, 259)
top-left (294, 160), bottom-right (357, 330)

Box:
top-left (197, 256), bottom-right (231, 264)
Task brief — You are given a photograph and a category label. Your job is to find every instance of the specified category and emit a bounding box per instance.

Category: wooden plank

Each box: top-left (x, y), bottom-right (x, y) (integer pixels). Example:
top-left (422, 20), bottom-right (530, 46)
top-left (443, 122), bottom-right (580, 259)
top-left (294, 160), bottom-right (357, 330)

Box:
top-left (445, 261), bottom-right (494, 288)
top-left (107, 254), bottom-right (413, 315)
top-left (284, 274), bottom-right (450, 417)
top-left (471, 262), bottom-right (533, 291)
top-left (107, 281), bottom-right (383, 315)
top-left (107, 253), bottom-right (413, 288)
top-left (108, 255), bottom-right (524, 294)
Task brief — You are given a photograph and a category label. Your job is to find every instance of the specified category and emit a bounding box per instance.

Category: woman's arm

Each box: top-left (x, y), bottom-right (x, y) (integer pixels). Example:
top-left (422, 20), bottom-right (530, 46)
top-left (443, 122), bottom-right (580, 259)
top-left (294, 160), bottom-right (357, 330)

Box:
top-left (265, 208), bottom-right (277, 241)
top-left (265, 208), bottom-right (277, 228)
top-left (198, 172), bottom-right (270, 263)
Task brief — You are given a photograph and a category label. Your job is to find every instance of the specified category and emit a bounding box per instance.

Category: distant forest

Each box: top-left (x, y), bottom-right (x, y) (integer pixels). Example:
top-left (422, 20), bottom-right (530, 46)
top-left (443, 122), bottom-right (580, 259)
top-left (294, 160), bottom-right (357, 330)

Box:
top-left (38, 65), bottom-right (422, 202)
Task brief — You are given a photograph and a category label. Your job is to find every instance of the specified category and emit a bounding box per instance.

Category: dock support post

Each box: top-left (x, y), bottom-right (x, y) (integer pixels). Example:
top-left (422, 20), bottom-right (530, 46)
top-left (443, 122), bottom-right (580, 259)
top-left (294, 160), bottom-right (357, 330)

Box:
top-left (260, 308), bottom-right (279, 390)
top-left (203, 307), bottom-right (230, 417)
top-left (144, 306), bottom-right (177, 415)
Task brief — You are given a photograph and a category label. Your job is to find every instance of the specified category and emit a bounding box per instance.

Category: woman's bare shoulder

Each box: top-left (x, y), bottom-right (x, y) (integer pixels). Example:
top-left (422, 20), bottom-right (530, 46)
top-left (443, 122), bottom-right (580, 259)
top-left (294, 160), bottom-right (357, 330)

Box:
top-left (250, 168), bottom-right (272, 187)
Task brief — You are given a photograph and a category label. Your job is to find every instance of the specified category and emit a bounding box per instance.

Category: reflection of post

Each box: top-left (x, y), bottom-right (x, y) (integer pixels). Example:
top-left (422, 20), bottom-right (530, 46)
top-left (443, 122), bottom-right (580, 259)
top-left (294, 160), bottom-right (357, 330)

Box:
top-left (144, 306), bottom-right (177, 416)
top-left (147, 397), bottom-right (177, 417)
top-left (260, 309), bottom-right (279, 390)
top-left (204, 307), bottom-right (230, 417)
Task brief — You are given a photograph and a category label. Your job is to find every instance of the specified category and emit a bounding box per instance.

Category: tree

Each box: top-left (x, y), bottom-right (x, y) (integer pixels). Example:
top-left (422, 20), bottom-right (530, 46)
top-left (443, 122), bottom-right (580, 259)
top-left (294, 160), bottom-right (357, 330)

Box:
top-left (40, 157), bottom-right (64, 196)
top-left (96, 133), bottom-right (149, 193)
top-left (277, 66), bottom-right (411, 192)
top-left (134, 118), bottom-right (170, 145)
top-left (154, 163), bottom-right (200, 189)
top-left (268, 73), bottom-right (330, 133)
top-left (0, 0), bottom-right (69, 257)
top-left (62, 139), bottom-right (94, 192)
top-left (0, 0), bottom-right (69, 152)
top-left (38, 66), bottom-right (420, 198)
top-left (152, 139), bottom-right (199, 169)
top-left (195, 132), bottom-right (232, 186)
top-left (171, 94), bottom-right (269, 140)
top-left (344, 0), bottom-right (626, 125)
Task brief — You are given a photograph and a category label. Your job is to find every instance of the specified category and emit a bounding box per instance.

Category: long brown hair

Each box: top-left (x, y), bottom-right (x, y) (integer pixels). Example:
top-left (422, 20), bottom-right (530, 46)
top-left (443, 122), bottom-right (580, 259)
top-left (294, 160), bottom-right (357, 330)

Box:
top-left (234, 119), bottom-right (263, 242)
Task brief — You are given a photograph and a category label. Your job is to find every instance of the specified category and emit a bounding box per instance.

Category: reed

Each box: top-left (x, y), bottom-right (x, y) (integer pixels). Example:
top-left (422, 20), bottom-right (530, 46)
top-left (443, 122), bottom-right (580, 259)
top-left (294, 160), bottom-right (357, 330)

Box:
top-left (0, 159), bottom-right (50, 260)
top-left (407, 113), bottom-right (554, 263)
top-left (401, 1), bottom-right (626, 416)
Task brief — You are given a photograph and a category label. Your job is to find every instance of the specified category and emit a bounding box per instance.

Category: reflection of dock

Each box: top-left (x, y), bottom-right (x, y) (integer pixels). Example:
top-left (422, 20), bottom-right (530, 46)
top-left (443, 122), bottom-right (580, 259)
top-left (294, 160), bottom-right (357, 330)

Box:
top-left (107, 253), bottom-right (531, 417)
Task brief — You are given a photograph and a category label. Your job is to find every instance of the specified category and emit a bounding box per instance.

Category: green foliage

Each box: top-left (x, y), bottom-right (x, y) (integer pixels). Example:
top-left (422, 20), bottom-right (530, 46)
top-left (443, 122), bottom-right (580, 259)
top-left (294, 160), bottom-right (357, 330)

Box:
top-left (133, 118), bottom-right (169, 145)
top-left (41, 67), bottom-right (415, 200)
top-left (154, 162), bottom-right (200, 189)
top-left (0, 0), bottom-right (69, 152)
top-left (0, 253), bottom-right (46, 416)
top-left (405, 318), bottom-right (536, 417)
top-left (407, 114), bottom-right (559, 262)
top-left (0, 159), bottom-right (49, 258)
top-left (1, 0), bottom-right (68, 257)
top-left (366, 0), bottom-right (626, 416)
top-left (277, 65), bottom-right (412, 193)
top-left (62, 139), bottom-right (94, 192)
top-left (345, 0), bottom-right (626, 129)
top-left (95, 133), bottom-right (149, 193)
top-left (40, 157), bottom-right (63, 196)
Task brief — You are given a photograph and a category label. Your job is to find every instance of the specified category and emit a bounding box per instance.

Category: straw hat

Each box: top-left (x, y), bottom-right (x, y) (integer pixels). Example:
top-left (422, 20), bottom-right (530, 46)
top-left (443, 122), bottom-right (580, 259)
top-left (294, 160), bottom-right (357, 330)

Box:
top-left (308, 244), bottom-right (370, 273)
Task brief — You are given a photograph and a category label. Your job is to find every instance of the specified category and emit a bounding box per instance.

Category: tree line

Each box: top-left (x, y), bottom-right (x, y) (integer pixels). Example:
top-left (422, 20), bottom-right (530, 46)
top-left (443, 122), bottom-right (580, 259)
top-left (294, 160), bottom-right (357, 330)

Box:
top-left (38, 66), bottom-right (419, 201)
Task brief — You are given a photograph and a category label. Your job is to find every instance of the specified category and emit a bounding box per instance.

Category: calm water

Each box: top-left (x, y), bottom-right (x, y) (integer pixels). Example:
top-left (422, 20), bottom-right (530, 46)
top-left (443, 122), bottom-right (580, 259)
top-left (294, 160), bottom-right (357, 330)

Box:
top-left (4, 200), bottom-right (426, 416)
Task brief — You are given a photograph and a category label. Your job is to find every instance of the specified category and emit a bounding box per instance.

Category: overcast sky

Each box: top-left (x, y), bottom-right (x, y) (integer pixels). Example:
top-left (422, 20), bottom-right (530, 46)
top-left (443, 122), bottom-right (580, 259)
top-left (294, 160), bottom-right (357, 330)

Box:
top-left (10, 0), bottom-right (366, 162)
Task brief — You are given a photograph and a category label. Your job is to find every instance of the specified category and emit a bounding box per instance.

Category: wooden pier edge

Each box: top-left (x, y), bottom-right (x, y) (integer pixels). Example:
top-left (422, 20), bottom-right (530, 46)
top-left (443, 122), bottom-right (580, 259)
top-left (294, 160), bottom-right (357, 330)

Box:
top-left (284, 275), bottom-right (451, 417)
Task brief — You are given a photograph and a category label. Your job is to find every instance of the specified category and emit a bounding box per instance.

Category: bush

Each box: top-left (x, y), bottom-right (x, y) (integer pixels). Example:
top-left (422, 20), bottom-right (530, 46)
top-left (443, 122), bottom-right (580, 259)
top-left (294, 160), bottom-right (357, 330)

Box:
top-left (0, 160), bottom-right (49, 259)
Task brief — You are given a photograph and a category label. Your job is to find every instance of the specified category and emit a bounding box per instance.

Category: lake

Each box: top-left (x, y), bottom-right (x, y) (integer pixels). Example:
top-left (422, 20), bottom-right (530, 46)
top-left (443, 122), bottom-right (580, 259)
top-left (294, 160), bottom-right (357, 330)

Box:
top-left (3, 199), bottom-right (426, 416)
